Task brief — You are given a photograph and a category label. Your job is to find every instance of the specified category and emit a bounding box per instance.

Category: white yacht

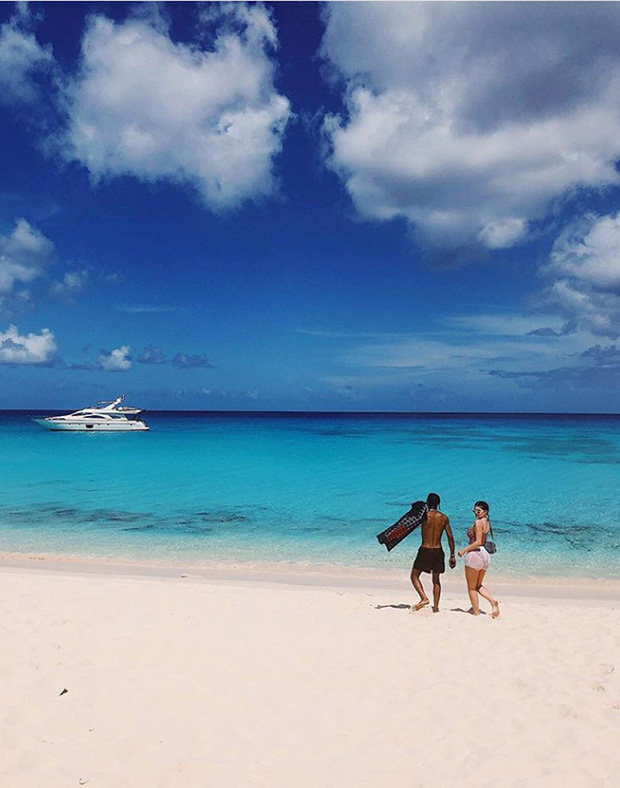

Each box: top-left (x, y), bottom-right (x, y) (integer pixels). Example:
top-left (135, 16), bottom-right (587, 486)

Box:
top-left (33, 395), bottom-right (150, 431)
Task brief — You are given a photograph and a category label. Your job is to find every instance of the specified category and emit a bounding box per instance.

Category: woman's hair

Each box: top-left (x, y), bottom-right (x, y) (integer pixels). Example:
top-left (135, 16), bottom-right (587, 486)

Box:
top-left (474, 500), bottom-right (489, 514)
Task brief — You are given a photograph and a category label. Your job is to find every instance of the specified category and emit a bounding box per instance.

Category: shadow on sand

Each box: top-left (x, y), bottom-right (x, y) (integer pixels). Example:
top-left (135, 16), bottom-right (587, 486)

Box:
top-left (373, 604), bottom-right (488, 615)
top-left (450, 607), bottom-right (487, 615)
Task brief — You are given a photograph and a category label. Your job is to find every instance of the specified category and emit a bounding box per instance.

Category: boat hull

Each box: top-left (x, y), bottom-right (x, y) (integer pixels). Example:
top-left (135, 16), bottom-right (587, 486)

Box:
top-left (34, 419), bottom-right (149, 432)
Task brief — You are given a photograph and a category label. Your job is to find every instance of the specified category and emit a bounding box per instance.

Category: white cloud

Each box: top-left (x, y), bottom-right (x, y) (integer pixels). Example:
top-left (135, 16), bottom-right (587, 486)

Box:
top-left (548, 213), bottom-right (620, 290)
top-left (0, 218), bottom-right (55, 302)
top-left (0, 324), bottom-right (57, 365)
top-left (60, 4), bottom-right (291, 211)
top-left (98, 345), bottom-right (132, 371)
top-left (50, 268), bottom-right (89, 299)
top-left (542, 211), bottom-right (620, 337)
top-left (321, 3), bottom-right (620, 252)
top-left (0, 6), bottom-right (53, 105)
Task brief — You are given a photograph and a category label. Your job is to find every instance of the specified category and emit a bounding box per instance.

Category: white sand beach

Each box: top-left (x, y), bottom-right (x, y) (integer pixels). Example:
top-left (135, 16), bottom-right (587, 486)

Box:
top-left (1, 558), bottom-right (619, 788)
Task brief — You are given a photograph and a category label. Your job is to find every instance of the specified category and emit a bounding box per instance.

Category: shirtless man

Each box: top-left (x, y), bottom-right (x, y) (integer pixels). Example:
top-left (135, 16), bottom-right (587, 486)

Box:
top-left (410, 493), bottom-right (456, 613)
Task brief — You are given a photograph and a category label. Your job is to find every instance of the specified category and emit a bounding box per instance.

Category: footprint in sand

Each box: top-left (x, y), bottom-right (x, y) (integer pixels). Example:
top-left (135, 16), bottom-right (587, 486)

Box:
top-left (600, 664), bottom-right (615, 675)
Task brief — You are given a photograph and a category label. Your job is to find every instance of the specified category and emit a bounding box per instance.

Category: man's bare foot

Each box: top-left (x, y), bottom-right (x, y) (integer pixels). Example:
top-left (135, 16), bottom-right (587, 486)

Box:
top-left (491, 601), bottom-right (500, 619)
top-left (411, 599), bottom-right (429, 612)
top-left (432, 606), bottom-right (440, 613)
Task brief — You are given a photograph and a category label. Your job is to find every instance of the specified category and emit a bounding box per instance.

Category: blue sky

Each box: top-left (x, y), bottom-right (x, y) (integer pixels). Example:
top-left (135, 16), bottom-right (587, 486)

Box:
top-left (3, 2), bottom-right (620, 412)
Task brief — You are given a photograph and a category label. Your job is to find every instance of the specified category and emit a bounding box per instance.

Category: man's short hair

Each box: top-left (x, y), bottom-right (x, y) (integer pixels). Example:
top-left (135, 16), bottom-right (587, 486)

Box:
top-left (426, 492), bottom-right (440, 509)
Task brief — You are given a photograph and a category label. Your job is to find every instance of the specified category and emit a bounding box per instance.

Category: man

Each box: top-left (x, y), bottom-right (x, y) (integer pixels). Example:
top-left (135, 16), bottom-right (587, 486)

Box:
top-left (410, 492), bottom-right (456, 613)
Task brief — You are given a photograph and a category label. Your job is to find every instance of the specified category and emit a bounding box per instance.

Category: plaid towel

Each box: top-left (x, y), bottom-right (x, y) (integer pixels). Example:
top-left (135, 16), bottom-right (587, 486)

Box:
top-left (376, 501), bottom-right (428, 552)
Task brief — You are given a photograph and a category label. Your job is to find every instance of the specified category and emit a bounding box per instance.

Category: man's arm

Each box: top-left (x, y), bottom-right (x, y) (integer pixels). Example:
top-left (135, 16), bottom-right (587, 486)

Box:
top-left (445, 517), bottom-right (456, 569)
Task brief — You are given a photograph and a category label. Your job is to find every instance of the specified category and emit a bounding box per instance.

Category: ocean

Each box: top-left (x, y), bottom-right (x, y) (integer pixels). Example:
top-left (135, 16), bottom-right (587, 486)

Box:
top-left (1, 411), bottom-right (619, 581)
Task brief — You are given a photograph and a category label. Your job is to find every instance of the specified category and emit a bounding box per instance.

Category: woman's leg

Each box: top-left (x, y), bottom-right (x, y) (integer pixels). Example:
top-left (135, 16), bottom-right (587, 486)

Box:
top-left (465, 566), bottom-right (480, 614)
top-left (476, 570), bottom-right (500, 618)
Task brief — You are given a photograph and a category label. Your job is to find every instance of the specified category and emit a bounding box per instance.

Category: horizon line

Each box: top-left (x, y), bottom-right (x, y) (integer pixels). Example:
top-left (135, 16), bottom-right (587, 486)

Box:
top-left (3, 408), bottom-right (620, 418)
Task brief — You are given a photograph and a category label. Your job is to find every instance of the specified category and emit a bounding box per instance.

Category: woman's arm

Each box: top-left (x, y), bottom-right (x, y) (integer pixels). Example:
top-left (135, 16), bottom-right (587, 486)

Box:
top-left (458, 520), bottom-right (484, 558)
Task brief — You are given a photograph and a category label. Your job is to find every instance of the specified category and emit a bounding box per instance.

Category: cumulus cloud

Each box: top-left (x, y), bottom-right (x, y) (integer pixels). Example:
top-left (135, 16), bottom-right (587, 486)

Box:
top-left (135, 346), bottom-right (212, 367)
top-left (0, 220), bottom-right (96, 314)
top-left (321, 3), bottom-right (620, 253)
top-left (543, 211), bottom-right (620, 337)
top-left (0, 324), bottom-right (57, 365)
top-left (97, 345), bottom-right (132, 371)
top-left (547, 213), bottom-right (620, 289)
top-left (137, 345), bottom-right (166, 364)
top-left (0, 218), bottom-right (55, 308)
top-left (59, 3), bottom-right (291, 211)
top-left (0, 5), bottom-right (53, 105)
top-left (49, 268), bottom-right (89, 300)
top-left (172, 352), bottom-right (212, 369)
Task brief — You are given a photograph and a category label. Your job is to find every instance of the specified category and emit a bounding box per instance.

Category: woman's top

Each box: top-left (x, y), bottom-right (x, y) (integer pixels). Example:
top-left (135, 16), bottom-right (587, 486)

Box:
top-left (467, 520), bottom-right (489, 546)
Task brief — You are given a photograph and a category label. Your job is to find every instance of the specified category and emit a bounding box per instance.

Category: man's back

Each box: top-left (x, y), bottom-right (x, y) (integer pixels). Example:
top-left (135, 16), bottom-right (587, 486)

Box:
top-left (420, 509), bottom-right (449, 548)
top-left (410, 494), bottom-right (456, 612)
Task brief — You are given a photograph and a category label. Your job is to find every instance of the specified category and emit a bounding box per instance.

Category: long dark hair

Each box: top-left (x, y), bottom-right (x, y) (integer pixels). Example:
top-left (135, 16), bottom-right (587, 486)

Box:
top-left (474, 500), bottom-right (489, 517)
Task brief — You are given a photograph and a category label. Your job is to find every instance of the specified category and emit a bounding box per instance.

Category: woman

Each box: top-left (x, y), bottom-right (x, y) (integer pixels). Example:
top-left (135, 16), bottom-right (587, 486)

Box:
top-left (457, 501), bottom-right (500, 618)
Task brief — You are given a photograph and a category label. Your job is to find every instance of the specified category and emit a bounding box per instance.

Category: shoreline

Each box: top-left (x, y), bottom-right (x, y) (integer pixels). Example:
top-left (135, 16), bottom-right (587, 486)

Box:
top-left (1, 550), bottom-right (619, 602)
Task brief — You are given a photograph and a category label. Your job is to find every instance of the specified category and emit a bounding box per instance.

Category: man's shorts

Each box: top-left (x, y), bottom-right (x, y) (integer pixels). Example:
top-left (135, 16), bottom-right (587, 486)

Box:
top-left (413, 546), bottom-right (445, 574)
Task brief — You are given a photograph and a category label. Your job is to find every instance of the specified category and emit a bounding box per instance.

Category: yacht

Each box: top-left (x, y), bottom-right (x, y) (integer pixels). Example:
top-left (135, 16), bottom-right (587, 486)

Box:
top-left (33, 395), bottom-right (150, 431)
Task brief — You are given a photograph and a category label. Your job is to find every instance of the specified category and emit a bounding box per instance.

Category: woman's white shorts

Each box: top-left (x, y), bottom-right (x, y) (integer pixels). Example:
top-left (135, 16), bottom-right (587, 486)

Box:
top-left (465, 548), bottom-right (490, 571)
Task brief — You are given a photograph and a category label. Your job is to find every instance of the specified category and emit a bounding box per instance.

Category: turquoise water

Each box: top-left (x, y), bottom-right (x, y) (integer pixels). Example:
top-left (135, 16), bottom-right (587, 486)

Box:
top-left (1, 411), bottom-right (619, 580)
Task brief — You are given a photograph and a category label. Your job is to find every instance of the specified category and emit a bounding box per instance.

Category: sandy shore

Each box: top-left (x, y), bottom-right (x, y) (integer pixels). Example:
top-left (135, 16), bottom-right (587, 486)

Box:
top-left (1, 559), bottom-right (619, 788)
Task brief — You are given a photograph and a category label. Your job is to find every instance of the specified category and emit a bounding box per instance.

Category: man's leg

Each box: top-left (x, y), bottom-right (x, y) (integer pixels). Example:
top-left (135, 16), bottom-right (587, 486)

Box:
top-left (410, 567), bottom-right (429, 611)
top-left (432, 571), bottom-right (441, 612)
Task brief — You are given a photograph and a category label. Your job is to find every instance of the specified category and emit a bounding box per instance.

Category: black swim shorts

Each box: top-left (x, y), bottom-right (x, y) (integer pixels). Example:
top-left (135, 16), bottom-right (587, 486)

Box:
top-left (413, 546), bottom-right (445, 574)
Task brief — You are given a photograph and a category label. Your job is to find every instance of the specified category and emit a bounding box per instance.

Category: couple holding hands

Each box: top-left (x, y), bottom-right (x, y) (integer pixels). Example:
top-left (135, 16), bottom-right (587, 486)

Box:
top-left (410, 492), bottom-right (500, 618)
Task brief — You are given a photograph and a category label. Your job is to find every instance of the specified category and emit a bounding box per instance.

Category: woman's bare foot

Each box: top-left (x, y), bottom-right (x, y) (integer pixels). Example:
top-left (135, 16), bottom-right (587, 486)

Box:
top-left (491, 601), bottom-right (500, 619)
top-left (411, 598), bottom-right (429, 612)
